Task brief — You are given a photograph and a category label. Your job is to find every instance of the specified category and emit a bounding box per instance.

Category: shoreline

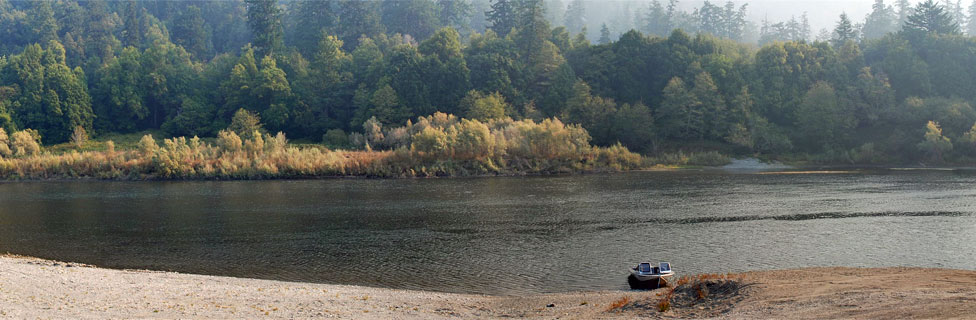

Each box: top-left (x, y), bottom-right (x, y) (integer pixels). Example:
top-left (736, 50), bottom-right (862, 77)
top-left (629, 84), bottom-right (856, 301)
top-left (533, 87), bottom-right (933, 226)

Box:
top-left (2, 255), bottom-right (974, 319)
top-left (3, 165), bottom-right (976, 183)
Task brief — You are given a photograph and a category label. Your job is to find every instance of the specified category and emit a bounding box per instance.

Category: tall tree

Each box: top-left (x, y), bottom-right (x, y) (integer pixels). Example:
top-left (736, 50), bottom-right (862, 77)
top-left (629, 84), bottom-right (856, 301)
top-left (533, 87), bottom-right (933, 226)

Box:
top-left (245, 0), bottom-right (284, 57)
top-left (382, 0), bottom-right (441, 40)
top-left (969, 0), bottom-right (976, 35)
top-left (337, 0), bottom-right (385, 49)
top-left (794, 82), bottom-right (853, 152)
top-left (691, 72), bottom-right (727, 141)
top-left (419, 28), bottom-right (471, 114)
top-left (564, 0), bottom-right (586, 35)
top-left (643, 0), bottom-right (669, 36)
top-left (833, 13), bottom-right (857, 47)
top-left (2, 41), bottom-right (94, 143)
top-left (563, 80), bottom-right (617, 145)
top-left (862, 0), bottom-right (896, 40)
top-left (86, 0), bottom-right (120, 63)
top-left (895, 0), bottom-right (913, 26)
top-left (721, 1), bottom-right (749, 41)
top-left (172, 6), bottom-right (212, 59)
top-left (93, 47), bottom-right (146, 132)
top-left (657, 77), bottom-right (703, 141)
top-left (545, 0), bottom-right (565, 27)
top-left (612, 102), bottom-right (656, 152)
top-left (302, 34), bottom-right (354, 132)
top-left (903, 0), bottom-right (960, 34)
top-left (917, 120), bottom-right (952, 162)
top-left (697, 1), bottom-right (724, 37)
top-left (947, 0), bottom-right (966, 28)
top-left (598, 23), bottom-right (612, 44)
top-left (486, 0), bottom-right (518, 35)
top-left (438, 0), bottom-right (473, 31)
top-left (290, 0), bottom-right (338, 57)
top-left (28, 1), bottom-right (59, 45)
top-left (121, 1), bottom-right (145, 48)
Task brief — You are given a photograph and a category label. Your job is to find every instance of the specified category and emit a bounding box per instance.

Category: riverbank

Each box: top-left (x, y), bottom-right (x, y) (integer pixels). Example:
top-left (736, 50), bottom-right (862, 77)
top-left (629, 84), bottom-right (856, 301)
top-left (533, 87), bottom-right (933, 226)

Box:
top-left (1, 255), bottom-right (974, 319)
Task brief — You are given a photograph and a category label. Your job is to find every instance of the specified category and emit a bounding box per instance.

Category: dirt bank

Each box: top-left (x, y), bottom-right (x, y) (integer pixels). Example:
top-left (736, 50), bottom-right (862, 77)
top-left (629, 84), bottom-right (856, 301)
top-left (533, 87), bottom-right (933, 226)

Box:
top-left (1, 255), bottom-right (973, 319)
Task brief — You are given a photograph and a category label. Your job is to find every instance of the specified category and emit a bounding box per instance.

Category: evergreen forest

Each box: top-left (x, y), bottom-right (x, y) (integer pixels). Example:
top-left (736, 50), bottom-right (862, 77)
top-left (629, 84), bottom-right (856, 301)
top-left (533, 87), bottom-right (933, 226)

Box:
top-left (1, 0), bottom-right (976, 177)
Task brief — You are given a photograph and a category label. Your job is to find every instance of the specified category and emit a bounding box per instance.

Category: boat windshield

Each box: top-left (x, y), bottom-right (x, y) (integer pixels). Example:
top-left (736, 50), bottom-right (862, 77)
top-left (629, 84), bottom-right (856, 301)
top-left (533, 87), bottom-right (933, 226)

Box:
top-left (660, 262), bottom-right (671, 273)
top-left (638, 263), bottom-right (652, 273)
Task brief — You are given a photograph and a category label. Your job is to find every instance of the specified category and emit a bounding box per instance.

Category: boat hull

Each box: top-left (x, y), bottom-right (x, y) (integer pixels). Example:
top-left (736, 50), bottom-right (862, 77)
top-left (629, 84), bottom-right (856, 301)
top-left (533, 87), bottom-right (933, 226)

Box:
top-left (630, 272), bottom-right (674, 282)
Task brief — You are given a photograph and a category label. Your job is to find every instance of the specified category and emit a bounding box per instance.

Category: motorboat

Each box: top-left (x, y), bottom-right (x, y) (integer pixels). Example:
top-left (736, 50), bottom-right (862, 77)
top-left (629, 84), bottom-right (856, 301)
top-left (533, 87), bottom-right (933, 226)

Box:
top-left (630, 262), bottom-right (674, 284)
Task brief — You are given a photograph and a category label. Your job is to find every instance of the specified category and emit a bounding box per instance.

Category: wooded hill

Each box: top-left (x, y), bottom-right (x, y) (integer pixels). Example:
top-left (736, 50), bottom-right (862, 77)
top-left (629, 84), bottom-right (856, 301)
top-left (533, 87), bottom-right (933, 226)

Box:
top-left (1, 0), bottom-right (975, 164)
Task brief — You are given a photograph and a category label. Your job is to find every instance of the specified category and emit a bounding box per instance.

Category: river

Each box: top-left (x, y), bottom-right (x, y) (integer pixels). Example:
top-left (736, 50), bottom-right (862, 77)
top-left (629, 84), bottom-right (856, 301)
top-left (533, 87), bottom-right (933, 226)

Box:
top-left (0, 170), bottom-right (973, 295)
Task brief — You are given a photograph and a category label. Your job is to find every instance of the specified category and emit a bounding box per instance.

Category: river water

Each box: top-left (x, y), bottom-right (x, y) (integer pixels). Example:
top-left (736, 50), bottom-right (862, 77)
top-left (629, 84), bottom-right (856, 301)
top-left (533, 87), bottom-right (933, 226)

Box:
top-left (0, 170), bottom-right (973, 295)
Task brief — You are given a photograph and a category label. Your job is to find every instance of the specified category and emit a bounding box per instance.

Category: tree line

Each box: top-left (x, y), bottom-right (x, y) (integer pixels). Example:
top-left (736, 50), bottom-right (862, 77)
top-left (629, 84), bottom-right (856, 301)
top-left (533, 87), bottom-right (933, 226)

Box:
top-left (2, 0), bottom-right (976, 164)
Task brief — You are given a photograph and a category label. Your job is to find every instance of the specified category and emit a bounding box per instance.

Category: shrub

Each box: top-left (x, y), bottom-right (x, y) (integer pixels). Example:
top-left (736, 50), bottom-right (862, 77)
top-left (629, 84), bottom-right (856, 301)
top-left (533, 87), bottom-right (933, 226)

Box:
top-left (411, 126), bottom-right (449, 156)
top-left (460, 90), bottom-right (508, 121)
top-left (0, 114), bottom-right (646, 180)
top-left (217, 130), bottom-right (243, 153)
top-left (449, 119), bottom-right (493, 159)
top-left (0, 128), bottom-right (10, 157)
top-left (71, 126), bottom-right (89, 148)
top-left (687, 151), bottom-right (732, 166)
top-left (244, 130), bottom-right (265, 155)
top-left (138, 134), bottom-right (158, 156)
top-left (11, 130), bottom-right (40, 157)
top-left (606, 296), bottom-right (631, 312)
top-left (656, 296), bottom-right (671, 312)
top-left (349, 132), bottom-right (366, 149)
top-left (322, 129), bottom-right (349, 148)
top-left (363, 116), bottom-right (384, 146)
top-left (228, 109), bottom-right (265, 140)
top-left (265, 132), bottom-right (287, 153)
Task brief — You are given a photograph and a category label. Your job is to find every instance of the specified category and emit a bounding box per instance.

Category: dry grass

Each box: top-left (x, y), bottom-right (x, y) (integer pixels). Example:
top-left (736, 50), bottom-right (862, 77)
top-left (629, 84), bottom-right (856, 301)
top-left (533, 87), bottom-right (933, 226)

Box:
top-left (605, 296), bottom-right (631, 312)
top-left (616, 273), bottom-right (748, 315)
top-left (0, 115), bottom-right (645, 180)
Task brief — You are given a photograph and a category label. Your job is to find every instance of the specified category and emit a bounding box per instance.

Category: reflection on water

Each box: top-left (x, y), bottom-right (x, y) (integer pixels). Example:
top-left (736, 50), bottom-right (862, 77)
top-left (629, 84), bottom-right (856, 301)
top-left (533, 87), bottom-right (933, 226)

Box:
top-left (0, 170), bottom-right (974, 295)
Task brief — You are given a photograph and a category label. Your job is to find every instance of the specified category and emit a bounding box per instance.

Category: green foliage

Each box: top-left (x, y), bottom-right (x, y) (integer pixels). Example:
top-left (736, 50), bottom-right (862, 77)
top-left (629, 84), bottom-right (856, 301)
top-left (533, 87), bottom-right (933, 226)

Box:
top-left (657, 77), bottom-right (703, 141)
top-left (411, 126), bottom-right (449, 156)
top-left (0, 114), bottom-right (641, 180)
top-left (245, 0), bottom-right (284, 57)
top-left (0, 128), bottom-right (10, 157)
top-left (322, 129), bottom-right (350, 148)
top-left (1, 41), bottom-right (94, 143)
top-left (227, 109), bottom-right (266, 140)
top-left (563, 80), bottom-right (617, 145)
top-left (794, 82), bottom-right (854, 153)
top-left (71, 125), bottom-right (88, 148)
top-left (460, 90), bottom-right (509, 121)
top-left (7, 1), bottom-right (976, 166)
top-left (917, 120), bottom-right (952, 162)
top-left (612, 102), bottom-right (656, 153)
top-left (10, 129), bottom-right (40, 157)
top-left (903, 0), bottom-right (960, 35)
top-left (217, 129), bottom-right (243, 153)
top-left (138, 134), bottom-right (158, 156)
top-left (832, 13), bottom-right (857, 47)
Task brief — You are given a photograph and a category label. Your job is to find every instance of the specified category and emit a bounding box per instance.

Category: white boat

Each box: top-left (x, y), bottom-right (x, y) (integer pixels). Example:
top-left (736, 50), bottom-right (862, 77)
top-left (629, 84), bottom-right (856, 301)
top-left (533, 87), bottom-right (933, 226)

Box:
top-left (630, 262), bottom-right (674, 283)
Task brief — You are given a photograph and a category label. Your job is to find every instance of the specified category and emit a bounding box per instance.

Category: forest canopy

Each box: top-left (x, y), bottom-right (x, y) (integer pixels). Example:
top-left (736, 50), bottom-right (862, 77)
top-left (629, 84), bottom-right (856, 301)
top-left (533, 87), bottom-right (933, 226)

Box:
top-left (1, 0), bottom-right (976, 165)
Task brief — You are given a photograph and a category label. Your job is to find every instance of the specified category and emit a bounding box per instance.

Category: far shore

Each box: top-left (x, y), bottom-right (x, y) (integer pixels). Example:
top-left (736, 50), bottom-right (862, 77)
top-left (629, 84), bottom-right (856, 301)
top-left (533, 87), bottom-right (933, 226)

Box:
top-left (1, 255), bottom-right (974, 319)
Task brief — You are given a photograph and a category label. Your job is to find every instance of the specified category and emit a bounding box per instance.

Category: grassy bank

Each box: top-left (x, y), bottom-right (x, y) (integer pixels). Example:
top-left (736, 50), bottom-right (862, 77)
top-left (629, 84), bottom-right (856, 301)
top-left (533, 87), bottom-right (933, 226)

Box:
top-left (0, 114), bottom-right (645, 180)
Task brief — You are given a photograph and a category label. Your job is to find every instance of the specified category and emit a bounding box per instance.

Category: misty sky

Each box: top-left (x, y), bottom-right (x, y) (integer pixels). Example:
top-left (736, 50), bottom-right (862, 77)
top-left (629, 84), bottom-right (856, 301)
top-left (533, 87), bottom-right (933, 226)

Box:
top-left (581, 0), bottom-right (943, 38)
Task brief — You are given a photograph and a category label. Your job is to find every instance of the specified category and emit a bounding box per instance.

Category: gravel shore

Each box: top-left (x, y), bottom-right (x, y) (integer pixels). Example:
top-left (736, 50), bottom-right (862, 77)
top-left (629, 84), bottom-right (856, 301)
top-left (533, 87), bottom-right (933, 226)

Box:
top-left (1, 255), bottom-right (974, 319)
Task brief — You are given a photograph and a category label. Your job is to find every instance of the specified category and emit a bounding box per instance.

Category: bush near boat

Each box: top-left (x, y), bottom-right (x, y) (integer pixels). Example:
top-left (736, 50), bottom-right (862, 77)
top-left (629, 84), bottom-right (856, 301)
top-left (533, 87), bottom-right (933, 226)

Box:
top-left (0, 113), bottom-right (645, 180)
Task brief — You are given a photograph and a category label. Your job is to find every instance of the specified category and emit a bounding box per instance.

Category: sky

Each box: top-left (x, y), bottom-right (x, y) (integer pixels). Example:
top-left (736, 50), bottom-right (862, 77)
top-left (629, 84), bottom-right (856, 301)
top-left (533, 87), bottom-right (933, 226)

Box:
top-left (577, 0), bottom-right (941, 39)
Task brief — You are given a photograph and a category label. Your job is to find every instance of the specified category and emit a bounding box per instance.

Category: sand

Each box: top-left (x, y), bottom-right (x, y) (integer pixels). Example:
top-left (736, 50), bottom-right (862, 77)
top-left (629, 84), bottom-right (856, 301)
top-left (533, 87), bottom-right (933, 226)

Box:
top-left (1, 255), bottom-right (974, 319)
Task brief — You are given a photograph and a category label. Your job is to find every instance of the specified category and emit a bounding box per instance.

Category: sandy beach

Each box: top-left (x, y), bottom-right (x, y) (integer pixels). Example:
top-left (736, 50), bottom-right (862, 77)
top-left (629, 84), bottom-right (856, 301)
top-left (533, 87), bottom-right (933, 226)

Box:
top-left (1, 255), bottom-right (974, 319)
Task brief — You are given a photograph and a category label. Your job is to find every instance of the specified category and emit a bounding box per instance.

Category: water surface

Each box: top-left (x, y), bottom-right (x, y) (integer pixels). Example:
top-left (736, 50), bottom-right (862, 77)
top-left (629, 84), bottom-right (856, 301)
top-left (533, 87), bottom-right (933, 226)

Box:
top-left (0, 170), bottom-right (974, 295)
